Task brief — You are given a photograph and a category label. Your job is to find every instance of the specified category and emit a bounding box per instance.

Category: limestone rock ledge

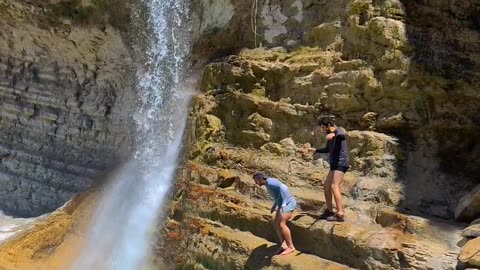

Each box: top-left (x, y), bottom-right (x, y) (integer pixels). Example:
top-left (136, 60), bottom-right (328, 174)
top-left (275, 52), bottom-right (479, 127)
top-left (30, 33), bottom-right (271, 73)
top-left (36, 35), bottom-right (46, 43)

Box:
top-left (160, 86), bottom-right (464, 268)
top-left (156, 43), bottom-right (468, 268)
top-left (158, 0), bottom-right (480, 268)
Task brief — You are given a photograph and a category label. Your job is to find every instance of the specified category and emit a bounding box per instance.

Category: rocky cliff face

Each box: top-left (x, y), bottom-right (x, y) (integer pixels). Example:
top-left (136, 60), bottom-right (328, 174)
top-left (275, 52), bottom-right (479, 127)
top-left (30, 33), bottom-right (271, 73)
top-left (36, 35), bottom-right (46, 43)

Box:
top-left (160, 0), bottom-right (480, 269)
top-left (0, 0), bottom-right (479, 269)
top-left (0, 1), bottom-right (135, 217)
top-left (191, 0), bottom-right (480, 218)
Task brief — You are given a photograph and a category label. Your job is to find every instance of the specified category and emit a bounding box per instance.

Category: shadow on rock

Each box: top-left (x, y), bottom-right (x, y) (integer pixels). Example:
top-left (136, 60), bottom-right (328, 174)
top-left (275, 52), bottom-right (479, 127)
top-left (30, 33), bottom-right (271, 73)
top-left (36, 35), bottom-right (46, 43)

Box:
top-left (244, 244), bottom-right (278, 269)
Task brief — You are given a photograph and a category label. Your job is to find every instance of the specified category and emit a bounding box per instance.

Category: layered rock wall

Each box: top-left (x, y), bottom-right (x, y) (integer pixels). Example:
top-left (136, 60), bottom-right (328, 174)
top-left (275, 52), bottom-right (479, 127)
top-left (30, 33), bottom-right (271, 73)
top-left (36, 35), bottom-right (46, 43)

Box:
top-left (0, 1), bottom-right (134, 217)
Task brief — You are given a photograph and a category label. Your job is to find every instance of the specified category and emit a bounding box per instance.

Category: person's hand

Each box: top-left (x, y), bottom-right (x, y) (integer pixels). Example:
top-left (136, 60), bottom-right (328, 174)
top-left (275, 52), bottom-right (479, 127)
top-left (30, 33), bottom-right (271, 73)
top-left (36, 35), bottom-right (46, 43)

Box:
top-left (326, 133), bottom-right (335, 140)
top-left (304, 147), bottom-right (316, 154)
top-left (270, 205), bottom-right (276, 214)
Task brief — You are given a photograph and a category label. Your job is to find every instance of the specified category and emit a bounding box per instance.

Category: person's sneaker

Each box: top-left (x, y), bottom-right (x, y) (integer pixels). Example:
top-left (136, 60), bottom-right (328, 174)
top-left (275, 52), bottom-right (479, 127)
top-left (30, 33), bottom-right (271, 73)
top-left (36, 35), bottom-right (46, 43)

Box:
top-left (318, 209), bottom-right (334, 219)
top-left (327, 213), bottom-right (345, 222)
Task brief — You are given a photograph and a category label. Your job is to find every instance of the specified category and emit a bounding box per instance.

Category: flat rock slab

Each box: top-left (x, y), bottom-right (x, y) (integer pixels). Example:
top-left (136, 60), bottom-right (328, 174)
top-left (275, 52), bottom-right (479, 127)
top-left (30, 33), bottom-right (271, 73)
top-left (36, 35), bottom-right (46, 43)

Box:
top-left (459, 237), bottom-right (480, 267)
top-left (190, 218), bottom-right (351, 270)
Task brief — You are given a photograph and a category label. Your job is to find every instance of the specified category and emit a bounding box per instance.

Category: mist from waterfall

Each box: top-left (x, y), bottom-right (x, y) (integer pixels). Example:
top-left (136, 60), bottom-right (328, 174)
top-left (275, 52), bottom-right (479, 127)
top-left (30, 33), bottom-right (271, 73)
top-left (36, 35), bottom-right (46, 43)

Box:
top-left (71, 0), bottom-right (193, 269)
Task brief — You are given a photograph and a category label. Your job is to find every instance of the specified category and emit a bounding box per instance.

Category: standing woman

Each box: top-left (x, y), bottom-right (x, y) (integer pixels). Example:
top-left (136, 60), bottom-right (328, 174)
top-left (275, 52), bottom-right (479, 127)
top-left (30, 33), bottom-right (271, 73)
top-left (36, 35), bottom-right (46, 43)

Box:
top-left (307, 116), bottom-right (350, 222)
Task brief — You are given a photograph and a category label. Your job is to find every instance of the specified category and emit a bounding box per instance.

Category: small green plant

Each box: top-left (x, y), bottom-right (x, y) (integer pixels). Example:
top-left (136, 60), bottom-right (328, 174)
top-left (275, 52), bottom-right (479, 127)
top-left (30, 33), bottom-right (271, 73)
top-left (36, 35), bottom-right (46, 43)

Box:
top-left (416, 94), bottom-right (432, 124)
top-left (251, 87), bottom-right (266, 97)
top-left (91, 0), bottom-right (116, 10)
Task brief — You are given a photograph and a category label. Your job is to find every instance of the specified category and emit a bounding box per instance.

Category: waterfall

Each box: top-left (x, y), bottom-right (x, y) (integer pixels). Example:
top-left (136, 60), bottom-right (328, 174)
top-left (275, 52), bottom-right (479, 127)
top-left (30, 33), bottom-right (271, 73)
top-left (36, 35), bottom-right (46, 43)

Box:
top-left (71, 0), bottom-right (193, 269)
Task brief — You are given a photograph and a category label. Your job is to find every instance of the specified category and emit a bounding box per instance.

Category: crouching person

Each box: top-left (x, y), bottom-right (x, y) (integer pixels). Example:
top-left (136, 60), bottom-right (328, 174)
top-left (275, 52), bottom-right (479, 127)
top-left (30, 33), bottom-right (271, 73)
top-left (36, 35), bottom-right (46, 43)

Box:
top-left (253, 172), bottom-right (297, 255)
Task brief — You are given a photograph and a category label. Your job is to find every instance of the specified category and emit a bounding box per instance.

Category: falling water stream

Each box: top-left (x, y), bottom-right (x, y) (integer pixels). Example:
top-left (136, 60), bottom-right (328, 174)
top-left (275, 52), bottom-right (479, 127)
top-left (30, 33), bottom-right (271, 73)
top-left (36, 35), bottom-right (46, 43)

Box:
top-left (72, 1), bottom-right (193, 269)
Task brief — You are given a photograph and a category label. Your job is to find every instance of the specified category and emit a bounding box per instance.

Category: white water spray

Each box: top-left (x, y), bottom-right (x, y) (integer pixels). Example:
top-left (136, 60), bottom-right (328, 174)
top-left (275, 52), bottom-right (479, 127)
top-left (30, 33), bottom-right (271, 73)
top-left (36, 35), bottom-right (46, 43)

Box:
top-left (72, 1), bottom-right (193, 269)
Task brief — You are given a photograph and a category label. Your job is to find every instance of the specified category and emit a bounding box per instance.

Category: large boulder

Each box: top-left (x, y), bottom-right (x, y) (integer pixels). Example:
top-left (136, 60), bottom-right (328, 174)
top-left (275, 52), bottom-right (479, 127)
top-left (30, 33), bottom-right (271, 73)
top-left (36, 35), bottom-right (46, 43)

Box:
top-left (455, 185), bottom-right (480, 222)
top-left (367, 17), bottom-right (409, 51)
top-left (459, 237), bottom-right (480, 268)
top-left (347, 130), bottom-right (402, 178)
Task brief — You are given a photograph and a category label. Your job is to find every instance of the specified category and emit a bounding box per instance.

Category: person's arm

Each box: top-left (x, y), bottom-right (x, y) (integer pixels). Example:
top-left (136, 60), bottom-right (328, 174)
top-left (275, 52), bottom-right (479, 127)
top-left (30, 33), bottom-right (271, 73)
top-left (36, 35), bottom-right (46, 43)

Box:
top-left (267, 184), bottom-right (280, 213)
top-left (315, 141), bottom-right (330, 153)
top-left (270, 203), bottom-right (277, 213)
top-left (335, 131), bottom-right (346, 140)
top-left (278, 184), bottom-right (292, 210)
top-left (275, 193), bottom-right (283, 211)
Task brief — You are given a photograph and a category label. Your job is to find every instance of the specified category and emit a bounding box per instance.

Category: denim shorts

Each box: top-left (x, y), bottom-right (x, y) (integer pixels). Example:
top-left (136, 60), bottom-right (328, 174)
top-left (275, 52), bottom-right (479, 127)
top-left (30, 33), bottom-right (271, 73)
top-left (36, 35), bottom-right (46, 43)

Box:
top-left (282, 198), bottom-right (297, 213)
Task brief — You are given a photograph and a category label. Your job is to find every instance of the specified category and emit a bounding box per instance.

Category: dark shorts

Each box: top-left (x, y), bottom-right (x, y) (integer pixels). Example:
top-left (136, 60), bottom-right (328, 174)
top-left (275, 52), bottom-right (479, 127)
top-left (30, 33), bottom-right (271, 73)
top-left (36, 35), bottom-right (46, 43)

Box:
top-left (330, 165), bottom-right (349, 173)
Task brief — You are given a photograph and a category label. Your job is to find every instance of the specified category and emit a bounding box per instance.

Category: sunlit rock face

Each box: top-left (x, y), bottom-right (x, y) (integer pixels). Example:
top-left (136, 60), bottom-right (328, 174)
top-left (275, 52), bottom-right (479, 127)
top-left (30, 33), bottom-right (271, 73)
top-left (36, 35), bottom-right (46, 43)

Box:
top-left (160, 0), bottom-right (480, 269)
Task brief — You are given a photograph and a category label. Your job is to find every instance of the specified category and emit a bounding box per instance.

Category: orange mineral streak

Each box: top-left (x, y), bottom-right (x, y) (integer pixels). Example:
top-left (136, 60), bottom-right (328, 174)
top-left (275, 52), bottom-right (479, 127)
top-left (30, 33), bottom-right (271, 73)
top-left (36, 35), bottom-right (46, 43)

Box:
top-left (0, 192), bottom-right (97, 270)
